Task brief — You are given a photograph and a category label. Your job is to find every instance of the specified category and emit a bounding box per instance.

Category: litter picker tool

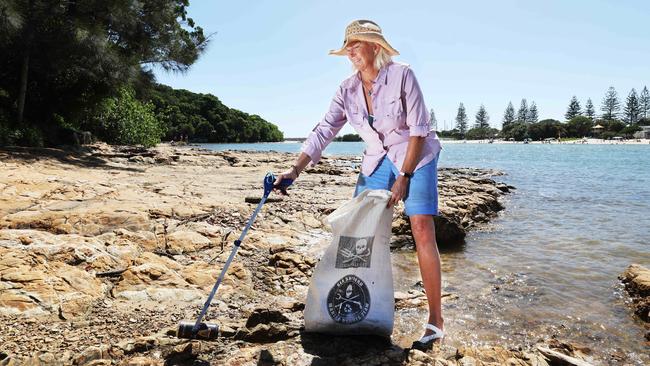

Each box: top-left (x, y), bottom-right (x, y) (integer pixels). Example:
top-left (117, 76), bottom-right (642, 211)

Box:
top-left (177, 172), bottom-right (292, 340)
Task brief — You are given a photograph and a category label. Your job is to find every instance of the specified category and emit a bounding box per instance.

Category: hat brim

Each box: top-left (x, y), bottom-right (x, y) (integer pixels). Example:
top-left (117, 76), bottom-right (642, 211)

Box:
top-left (329, 33), bottom-right (400, 56)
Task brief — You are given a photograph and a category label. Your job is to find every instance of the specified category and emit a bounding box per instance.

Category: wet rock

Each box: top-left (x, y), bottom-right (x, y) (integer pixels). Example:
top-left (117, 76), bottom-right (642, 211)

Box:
top-left (536, 346), bottom-right (592, 366)
top-left (620, 264), bottom-right (650, 322)
top-left (457, 346), bottom-right (532, 365)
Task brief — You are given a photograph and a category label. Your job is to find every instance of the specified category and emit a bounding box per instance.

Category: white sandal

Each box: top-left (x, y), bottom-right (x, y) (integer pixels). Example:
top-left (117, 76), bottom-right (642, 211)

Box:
top-left (413, 323), bottom-right (444, 348)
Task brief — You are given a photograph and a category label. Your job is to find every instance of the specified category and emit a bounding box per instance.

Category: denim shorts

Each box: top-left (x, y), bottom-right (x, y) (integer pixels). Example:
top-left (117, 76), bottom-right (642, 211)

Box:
top-left (354, 154), bottom-right (439, 216)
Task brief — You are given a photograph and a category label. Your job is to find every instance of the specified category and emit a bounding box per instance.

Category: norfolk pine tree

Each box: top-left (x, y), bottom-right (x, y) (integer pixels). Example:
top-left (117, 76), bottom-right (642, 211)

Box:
top-left (456, 103), bottom-right (468, 136)
top-left (517, 99), bottom-right (528, 123)
top-left (640, 86), bottom-right (650, 120)
top-left (528, 102), bottom-right (539, 123)
top-left (624, 88), bottom-right (641, 124)
top-left (475, 105), bottom-right (490, 128)
top-left (429, 108), bottom-right (438, 131)
top-left (502, 102), bottom-right (515, 130)
top-left (565, 96), bottom-right (582, 120)
top-left (585, 98), bottom-right (596, 120)
top-left (601, 86), bottom-right (621, 121)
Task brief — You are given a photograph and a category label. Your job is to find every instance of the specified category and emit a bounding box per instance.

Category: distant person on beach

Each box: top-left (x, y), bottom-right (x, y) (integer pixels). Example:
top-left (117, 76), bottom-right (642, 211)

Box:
top-left (275, 19), bottom-right (444, 347)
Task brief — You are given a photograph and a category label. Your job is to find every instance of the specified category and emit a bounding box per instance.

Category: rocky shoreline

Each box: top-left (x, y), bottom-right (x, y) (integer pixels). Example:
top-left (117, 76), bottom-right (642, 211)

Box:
top-left (620, 264), bottom-right (650, 343)
top-left (0, 144), bottom-right (599, 365)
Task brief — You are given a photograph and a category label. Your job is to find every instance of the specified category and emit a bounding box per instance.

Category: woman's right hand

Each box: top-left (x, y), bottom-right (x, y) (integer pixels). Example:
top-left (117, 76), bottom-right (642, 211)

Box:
top-left (273, 167), bottom-right (299, 195)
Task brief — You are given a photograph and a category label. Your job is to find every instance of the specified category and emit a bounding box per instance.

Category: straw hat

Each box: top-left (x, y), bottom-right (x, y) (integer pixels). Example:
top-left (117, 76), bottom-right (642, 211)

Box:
top-left (329, 19), bottom-right (399, 56)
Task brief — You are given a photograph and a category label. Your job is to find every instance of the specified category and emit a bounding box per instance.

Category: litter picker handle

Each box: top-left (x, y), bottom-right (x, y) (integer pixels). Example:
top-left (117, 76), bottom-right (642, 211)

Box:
top-left (191, 172), bottom-right (288, 337)
top-left (264, 172), bottom-right (293, 196)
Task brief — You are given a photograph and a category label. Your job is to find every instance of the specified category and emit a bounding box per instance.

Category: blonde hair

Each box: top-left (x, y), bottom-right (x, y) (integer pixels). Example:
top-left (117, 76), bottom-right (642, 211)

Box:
top-left (350, 41), bottom-right (393, 71)
top-left (373, 46), bottom-right (393, 70)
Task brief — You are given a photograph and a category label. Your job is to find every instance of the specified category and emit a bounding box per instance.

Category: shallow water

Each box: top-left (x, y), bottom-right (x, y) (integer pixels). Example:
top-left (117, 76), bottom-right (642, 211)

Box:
top-left (201, 142), bottom-right (650, 364)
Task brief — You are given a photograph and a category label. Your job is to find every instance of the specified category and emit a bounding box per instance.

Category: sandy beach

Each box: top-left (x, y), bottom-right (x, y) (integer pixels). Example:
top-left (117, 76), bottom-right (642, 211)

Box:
top-left (0, 143), bottom-right (645, 365)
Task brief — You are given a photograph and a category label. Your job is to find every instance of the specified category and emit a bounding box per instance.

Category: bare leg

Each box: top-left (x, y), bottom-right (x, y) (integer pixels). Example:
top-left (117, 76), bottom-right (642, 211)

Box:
top-left (409, 214), bottom-right (444, 339)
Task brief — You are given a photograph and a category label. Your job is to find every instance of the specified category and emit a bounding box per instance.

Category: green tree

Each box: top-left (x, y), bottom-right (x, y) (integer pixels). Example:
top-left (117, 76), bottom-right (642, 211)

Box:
top-left (528, 119), bottom-right (565, 140)
top-left (503, 122), bottom-right (528, 141)
top-left (528, 102), bottom-right (539, 123)
top-left (620, 124), bottom-right (641, 138)
top-left (601, 86), bottom-right (621, 121)
top-left (0, 0), bottom-right (208, 145)
top-left (93, 88), bottom-right (163, 147)
top-left (502, 102), bottom-right (515, 130)
top-left (455, 102), bottom-right (468, 137)
top-left (335, 133), bottom-right (362, 142)
top-left (640, 86), bottom-right (650, 119)
top-left (474, 104), bottom-right (489, 129)
top-left (585, 98), bottom-right (596, 120)
top-left (147, 84), bottom-right (283, 143)
top-left (517, 99), bottom-right (528, 122)
top-left (566, 116), bottom-right (593, 137)
top-left (565, 96), bottom-right (581, 120)
top-left (601, 119), bottom-right (625, 133)
top-left (624, 88), bottom-right (641, 124)
top-left (466, 127), bottom-right (499, 140)
top-left (429, 108), bottom-right (437, 131)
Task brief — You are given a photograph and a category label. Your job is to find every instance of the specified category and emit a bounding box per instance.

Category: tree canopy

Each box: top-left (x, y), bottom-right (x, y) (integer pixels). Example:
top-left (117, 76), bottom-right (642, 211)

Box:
top-left (146, 84), bottom-right (283, 143)
top-left (0, 0), bottom-right (282, 146)
top-left (1, 1), bottom-right (206, 128)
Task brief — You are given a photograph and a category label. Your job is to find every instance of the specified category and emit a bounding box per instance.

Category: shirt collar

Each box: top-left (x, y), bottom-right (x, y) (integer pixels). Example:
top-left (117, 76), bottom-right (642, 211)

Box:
top-left (342, 62), bottom-right (391, 90)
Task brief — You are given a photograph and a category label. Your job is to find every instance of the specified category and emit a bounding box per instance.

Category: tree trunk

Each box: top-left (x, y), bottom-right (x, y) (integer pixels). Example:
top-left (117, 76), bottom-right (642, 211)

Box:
top-left (17, 51), bottom-right (29, 124)
top-left (17, 0), bottom-right (35, 125)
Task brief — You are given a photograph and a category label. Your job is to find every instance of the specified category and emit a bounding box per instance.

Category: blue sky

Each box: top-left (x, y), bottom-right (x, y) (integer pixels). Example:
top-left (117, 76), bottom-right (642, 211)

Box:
top-left (154, 0), bottom-right (650, 137)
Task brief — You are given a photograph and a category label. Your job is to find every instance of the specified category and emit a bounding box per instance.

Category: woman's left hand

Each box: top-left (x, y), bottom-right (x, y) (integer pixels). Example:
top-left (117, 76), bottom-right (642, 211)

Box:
top-left (388, 176), bottom-right (409, 208)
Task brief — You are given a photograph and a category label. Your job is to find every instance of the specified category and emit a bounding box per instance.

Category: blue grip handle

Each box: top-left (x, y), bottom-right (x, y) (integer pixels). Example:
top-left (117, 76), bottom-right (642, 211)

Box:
top-left (263, 173), bottom-right (293, 196)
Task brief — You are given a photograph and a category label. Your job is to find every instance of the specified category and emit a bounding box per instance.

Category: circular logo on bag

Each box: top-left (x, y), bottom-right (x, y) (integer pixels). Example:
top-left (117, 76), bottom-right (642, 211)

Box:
top-left (326, 275), bottom-right (371, 324)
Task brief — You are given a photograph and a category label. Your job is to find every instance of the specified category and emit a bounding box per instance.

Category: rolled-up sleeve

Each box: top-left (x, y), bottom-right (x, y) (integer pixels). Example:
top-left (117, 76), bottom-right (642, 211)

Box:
top-left (301, 86), bottom-right (347, 165)
top-left (402, 68), bottom-right (430, 137)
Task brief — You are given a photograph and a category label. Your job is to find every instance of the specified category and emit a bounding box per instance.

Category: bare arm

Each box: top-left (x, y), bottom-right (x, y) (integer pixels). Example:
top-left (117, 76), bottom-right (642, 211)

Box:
top-left (388, 136), bottom-right (425, 207)
top-left (401, 136), bottom-right (425, 174)
top-left (273, 151), bottom-right (314, 188)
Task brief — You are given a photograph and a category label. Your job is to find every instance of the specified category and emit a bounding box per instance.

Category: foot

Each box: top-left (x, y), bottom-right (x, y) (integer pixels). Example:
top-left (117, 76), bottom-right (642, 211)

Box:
top-left (412, 323), bottom-right (444, 350)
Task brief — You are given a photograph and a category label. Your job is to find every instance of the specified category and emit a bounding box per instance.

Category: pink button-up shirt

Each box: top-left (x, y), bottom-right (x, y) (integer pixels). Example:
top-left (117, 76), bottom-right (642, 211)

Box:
top-left (302, 61), bottom-right (442, 176)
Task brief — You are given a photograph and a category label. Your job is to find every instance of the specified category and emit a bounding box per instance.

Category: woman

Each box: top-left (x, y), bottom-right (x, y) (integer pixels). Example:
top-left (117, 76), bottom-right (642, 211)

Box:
top-left (275, 19), bottom-right (444, 347)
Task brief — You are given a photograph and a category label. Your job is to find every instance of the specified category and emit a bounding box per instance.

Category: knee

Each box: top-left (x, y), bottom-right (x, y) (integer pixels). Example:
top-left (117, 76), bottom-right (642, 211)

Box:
top-left (410, 215), bottom-right (436, 241)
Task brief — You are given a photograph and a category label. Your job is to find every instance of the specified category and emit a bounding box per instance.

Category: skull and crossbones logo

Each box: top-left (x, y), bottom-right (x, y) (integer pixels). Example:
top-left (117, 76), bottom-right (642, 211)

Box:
top-left (335, 236), bottom-right (373, 269)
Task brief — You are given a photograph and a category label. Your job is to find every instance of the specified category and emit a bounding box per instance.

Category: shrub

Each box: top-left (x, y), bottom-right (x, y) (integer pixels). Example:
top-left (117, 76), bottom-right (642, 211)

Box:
top-left (465, 127), bottom-right (499, 140)
top-left (566, 116), bottom-right (593, 137)
top-left (620, 124), bottom-right (641, 137)
top-left (528, 119), bottom-right (565, 140)
top-left (501, 122), bottom-right (528, 141)
top-left (335, 133), bottom-right (363, 142)
top-left (94, 88), bottom-right (164, 147)
top-left (0, 125), bottom-right (44, 147)
top-left (600, 131), bottom-right (617, 140)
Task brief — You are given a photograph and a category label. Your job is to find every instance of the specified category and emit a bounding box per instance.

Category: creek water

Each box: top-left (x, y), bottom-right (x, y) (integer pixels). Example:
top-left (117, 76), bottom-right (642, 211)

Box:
top-left (200, 141), bottom-right (650, 364)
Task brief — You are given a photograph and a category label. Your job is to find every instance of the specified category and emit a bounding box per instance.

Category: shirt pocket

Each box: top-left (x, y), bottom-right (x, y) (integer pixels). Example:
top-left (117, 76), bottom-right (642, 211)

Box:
top-left (383, 94), bottom-right (403, 119)
top-left (347, 103), bottom-right (365, 128)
